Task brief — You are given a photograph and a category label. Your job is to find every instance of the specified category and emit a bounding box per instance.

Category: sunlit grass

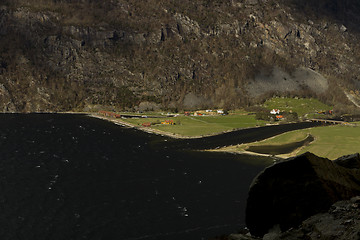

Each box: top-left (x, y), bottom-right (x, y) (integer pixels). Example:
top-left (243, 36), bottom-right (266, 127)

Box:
top-left (263, 97), bottom-right (333, 117)
top-left (226, 125), bottom-right (360, 160)
top-left (121, 113), bottom-right (267, 136)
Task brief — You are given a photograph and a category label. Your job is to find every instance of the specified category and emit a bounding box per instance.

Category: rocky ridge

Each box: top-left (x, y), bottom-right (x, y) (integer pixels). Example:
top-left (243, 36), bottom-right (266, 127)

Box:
top-left (1, 0), bottom-right (360, 112)
top-left (227, 196), bottom-right (360, 240)
top-left (222, 152), bottom-right (360, 240)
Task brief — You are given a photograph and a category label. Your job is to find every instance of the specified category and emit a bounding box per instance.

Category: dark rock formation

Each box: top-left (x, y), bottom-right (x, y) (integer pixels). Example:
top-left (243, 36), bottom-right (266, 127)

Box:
top-left (246, 152), bottom-right (360, 237)
top-left (334, 153), bottom-right (360, 169)
top-left (274, 196), bottom-right (360, 240)
top-left (225, 196), bottom-right (360, 240)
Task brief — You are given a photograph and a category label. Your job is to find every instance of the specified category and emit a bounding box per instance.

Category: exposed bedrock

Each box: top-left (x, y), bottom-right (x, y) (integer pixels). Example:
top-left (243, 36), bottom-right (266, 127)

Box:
top-left (246, 152), bottom-right (360, 237)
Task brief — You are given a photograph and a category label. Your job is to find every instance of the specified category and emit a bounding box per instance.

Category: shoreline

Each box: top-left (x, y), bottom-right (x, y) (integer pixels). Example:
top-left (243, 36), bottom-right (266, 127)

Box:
top-left (87, 113), bottom-right (263, 140)
top-left (208, 148), bottom-right (302, 159)
top-left (89, 114), bottom-right (289, 158)
top-left (1, 111), bottom-right (265, 140)
top-left (88, 113), bottom-right (320, 157)
top-left (88, 114), bottom-right (201, 139)
top-left (0, 112), bottom-right (319, 157)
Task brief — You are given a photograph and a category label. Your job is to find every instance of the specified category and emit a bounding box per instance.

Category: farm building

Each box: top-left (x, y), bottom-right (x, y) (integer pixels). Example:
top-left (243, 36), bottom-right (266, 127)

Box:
top-left (270, 109), bottom-right (280, 114)
top-left (161, 120), bottom-right (175, 125)
top-left (99, 111), bottom-right (121, 118)
top-left (142, 122), bottom-right (151, 127)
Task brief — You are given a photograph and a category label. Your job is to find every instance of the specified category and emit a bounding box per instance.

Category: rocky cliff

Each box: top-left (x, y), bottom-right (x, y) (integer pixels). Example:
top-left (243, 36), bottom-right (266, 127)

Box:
top-left (246, 152), bottom-right (360, 237)
top-left (1, 0), bottom-right (360, 112)
top-left (226, 196), bottom-right (360, 240)
top-left (212, 153), bottom-right (360, 240)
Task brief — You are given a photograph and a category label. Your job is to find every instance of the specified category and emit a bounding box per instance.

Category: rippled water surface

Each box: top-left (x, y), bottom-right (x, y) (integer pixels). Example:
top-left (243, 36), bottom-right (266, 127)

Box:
top-left (0, 114), bottom-right (274, 239)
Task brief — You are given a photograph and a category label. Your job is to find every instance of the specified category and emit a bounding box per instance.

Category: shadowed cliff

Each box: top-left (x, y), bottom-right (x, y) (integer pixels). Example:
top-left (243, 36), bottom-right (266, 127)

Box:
top-left (1, 0), bottom-right (360, 112)
top-left (246, 152), bottom-right (360, 237)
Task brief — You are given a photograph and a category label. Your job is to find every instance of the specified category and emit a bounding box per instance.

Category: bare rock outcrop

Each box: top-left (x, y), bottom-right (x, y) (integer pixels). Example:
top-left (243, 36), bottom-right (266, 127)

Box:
top-left (246, 152), bottom-right (360, 237)
top-left (1, 1), bottom-right (360, 112)
top-left (224, 196), bottom-right (360, 240)
top-left (273, 196), bottom-right (360, 240)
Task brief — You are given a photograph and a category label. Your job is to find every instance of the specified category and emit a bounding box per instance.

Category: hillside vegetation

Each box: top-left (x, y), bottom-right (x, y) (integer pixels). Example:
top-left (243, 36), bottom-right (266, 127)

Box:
top-left (1, 0), bottom-right (360, 112)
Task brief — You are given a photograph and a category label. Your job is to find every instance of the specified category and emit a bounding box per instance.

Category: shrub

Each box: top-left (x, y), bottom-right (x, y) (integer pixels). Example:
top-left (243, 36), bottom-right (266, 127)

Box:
top-left (255, 112), bottom-right (272, 121)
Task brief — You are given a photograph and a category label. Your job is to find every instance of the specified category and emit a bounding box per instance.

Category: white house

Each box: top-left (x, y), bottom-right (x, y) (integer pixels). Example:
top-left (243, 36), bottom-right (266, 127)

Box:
top-left (270, 109), bottom-right (280, 114)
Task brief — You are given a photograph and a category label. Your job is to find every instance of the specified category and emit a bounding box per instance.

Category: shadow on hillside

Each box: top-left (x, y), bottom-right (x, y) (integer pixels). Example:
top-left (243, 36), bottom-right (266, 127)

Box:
top-left (282, 0), bottom-right (360, 32)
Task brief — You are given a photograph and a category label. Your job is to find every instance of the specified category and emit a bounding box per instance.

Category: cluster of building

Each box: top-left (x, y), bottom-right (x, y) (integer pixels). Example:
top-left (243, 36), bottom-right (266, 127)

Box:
top-left (161, 120), bottom-right (175, 125)
top-left (270, 109), bottom-right (284, 120)
top-left (99, 109), bottom-right (229, 129)
top-left (317, 110), bottom-right (333, 115)
top-left (142, 119), bottom-right (175, 127)
top-left (98, 111), bottom-right (121, 118)
top-left (184, 109), bottom-right (225, 116)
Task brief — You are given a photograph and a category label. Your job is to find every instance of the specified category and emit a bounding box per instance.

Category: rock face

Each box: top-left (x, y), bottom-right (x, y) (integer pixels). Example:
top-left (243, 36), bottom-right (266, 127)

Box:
top-left (334, 153), bottom-right (360, 169)
top-left (225, 196), bottom-right (360, 240)
top-left (246, 152), bottom-right (360, 237)
top-left (1, 1), bottom-right (360, 112)
top-left (273, 196), bottom-right (360, 240)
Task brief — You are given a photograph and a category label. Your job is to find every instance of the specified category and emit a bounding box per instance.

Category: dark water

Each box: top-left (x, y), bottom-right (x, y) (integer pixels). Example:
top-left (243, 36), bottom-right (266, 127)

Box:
top-left (0, 114), bottom-right (319, 240)
top-left (0, 114), bottom-right (274, 240)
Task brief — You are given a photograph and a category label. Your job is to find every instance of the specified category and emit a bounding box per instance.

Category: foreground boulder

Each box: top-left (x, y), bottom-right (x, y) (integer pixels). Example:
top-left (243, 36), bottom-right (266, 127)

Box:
top-left (334, 153), bottom-right (360, 169)
top-left (223, 196), bottom-right (360, 240)
top-left (273, 196), bottom-right (360, 240)
top-left (246, 152), bottom-right (360, 237)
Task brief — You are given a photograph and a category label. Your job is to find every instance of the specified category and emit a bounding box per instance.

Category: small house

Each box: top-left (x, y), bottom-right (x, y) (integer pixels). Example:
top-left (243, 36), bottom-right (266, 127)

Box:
top-left (270, 109), bottom-right (280, 115)
top-left (142, 122), bottom-right (151, 127)
top-left (161, 120), bottom-right (175, 125)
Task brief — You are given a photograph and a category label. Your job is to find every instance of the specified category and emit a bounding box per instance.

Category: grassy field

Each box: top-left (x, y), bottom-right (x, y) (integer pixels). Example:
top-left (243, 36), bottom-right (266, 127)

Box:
top-left (228, 125), bottom-right (360, 160)
top-left (263, 97), bottom-right (333, 117)
top-left (121, 113), bottom-right (267, 136)
top-left (100, 97), bottom-right (333, 137)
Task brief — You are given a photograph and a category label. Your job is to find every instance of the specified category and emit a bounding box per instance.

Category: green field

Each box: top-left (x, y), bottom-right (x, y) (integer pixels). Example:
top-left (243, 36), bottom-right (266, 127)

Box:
top-left (263, 97), bottom-right (333, 117)
top-left (121, 113), bottom-right (267, 136)
top-left (115, 97), bottom-right (356, 158)
top-left (236, 125), bottom-right (360, 160)
top-left (104, 97), bottom-right (334, 137)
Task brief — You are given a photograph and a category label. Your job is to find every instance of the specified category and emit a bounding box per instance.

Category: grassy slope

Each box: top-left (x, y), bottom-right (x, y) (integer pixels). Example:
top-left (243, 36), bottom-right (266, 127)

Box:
top-left (298, 125), bottom-right (360, 159)
top-left (122, 113), bottom-right (266, 136)
top-left (235, 125), bottom-right (360, 160)
top-left (263, 97), bottom-right (333, 116)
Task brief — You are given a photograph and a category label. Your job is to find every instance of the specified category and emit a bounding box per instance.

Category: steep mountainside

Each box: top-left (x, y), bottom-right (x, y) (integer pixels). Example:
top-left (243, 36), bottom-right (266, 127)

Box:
top-left (1, 0), bottom-right (360, 112)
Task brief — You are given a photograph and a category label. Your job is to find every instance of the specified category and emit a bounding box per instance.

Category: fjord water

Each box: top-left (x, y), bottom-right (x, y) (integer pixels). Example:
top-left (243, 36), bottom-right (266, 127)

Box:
top-left (0, 114), bottom-right (271, 239)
